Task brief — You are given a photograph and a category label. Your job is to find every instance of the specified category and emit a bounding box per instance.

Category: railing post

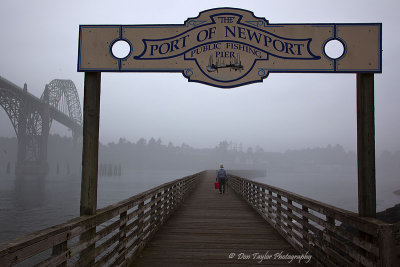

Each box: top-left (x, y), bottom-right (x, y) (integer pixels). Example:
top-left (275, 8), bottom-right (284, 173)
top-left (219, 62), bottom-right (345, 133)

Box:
top-left (261, 188), bottom-right (267, 217)
top-left (302, 206), bottom-right (309, 244)
top-left (252, 184), bottom-right (257, 209)
top-left (377, 224), bottom-right (398, 266)
top-left (254, 185), bottom-right (258, 208)
top-left (287, 199), bottom-right (293, 240)
top-left (268, 190), bottom-right (273, 219)
top-left (242, 180), bottom-right (246, 199)
top-left (241, 179), bottom-right (245, 197)
top-left (167, 185), bottom-right (174, 214)
top-left (247, 182), bottom-right (252, 204)
top-left (170, 184), bottom-right (176, 211)
top-left (149, 194), bottom-right (157, 234)
top-left (249, 184), bottom-right (254, 207)
top-left (276, 194), bottom-right (283, 229)
top-left (256, 185), bottom-right (262, 211)
top-left (163, 187), bottom-right (172, 222)
top-left (51, 241), bottom-right (67, 267)
top-left (137, 201), bottom-right (145, 249)
top-left (179, 181), bottom-right (183, 202)
top-left (116, 210), bottom-right (128, 264)
top-left (325, 215), bottom-right (336, 264)
top-left (154, 192), bottom-right (162, 229)
top-left (326, 215), bottom-right (335, 235)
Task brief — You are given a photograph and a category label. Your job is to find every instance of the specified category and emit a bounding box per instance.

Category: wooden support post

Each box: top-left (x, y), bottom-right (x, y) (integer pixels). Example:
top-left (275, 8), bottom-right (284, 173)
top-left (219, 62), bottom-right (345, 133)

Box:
top-left (356, 73), bottom-right (376, 218)
top-left (80, 72), bottom-right (101, 216)
top-left (79, 72), bottom-right (101, 266)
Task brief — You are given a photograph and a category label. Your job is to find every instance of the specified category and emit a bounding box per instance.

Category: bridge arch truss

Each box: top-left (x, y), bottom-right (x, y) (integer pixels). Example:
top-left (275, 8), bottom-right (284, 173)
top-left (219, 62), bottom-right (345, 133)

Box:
top-left (0, 76), bottom-right (82, 175)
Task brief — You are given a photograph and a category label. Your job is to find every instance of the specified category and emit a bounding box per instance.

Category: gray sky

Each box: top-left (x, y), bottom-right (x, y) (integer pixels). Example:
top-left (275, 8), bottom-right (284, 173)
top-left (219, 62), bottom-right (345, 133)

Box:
top-left (0, 0), bottom-right (399, 152)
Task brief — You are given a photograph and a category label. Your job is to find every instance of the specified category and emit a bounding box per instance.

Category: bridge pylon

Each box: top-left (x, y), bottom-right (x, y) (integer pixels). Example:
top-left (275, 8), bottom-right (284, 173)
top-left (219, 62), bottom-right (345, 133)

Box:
top-left (0, 76), bottom-right (82, 177)
top-left (14, 83), bottom-right (50, 177)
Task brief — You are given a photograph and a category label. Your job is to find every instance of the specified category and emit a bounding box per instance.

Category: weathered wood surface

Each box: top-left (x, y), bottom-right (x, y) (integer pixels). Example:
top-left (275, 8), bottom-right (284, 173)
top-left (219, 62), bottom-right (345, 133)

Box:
top-left (1, 171), bottom-right (396, 266)
top-left (357, 73), bottom-right (376, 218)
top-left (130, 171), bottom-right (311, 266)
top-left (0, 173), bottom-right (200, 266)
top-left (229, 175), bottom-right (398, 266)
top-left (80, 71), bottom-right (101, 216)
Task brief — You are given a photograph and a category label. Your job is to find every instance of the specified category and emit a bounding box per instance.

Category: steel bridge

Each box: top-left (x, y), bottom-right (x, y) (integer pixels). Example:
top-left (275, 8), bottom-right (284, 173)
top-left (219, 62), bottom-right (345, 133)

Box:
top-left (0, 75), bottom-right (82, 176)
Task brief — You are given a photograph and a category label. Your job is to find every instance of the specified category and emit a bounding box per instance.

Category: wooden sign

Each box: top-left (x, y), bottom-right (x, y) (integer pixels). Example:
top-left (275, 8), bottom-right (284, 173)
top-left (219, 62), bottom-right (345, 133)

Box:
top-left (78, 7), bottom-right (382, 88)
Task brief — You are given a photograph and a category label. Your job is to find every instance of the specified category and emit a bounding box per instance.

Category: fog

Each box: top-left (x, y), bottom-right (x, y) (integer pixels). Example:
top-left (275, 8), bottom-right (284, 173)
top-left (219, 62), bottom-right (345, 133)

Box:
top-left (1, 0), bottom-right (400, 243)
top-left (1, 134), bottom-right (399, 216)
top-left (0, 0), bottom-right (399, 153)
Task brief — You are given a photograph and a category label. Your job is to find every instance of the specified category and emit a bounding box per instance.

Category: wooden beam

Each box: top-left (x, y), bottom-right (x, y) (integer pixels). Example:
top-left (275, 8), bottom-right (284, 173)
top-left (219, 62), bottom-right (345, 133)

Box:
top-left (356, 73), bottom-right (376, 217)
top-left (79, 72), bottom-right (101, 266)
top-left (80, 72), bottom-right (101, 216)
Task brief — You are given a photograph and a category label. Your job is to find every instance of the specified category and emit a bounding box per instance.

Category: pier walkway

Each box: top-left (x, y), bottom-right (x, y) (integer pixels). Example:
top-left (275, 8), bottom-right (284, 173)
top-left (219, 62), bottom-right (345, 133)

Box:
top-left (131, 171), bottom-right (310, 266)
top-left (0, 171), bottom-right (397, 266)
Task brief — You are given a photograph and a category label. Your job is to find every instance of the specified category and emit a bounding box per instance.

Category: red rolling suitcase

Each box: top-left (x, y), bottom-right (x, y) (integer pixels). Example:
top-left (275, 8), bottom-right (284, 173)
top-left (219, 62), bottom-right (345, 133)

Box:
top-left (214, 182), bottom-right (219, 189)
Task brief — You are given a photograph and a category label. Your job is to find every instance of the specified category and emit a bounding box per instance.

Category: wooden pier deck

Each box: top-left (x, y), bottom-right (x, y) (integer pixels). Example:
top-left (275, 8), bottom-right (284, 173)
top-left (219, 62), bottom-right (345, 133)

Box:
top-left (1, 171), bottom-right (396, 266)
top-left (130, 171), bottom-right (311, 266)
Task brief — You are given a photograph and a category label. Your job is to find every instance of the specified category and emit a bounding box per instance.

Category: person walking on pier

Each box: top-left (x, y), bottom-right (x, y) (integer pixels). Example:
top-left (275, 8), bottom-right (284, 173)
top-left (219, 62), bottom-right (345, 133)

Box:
top-left (217, 164), bottom-right (227, 194)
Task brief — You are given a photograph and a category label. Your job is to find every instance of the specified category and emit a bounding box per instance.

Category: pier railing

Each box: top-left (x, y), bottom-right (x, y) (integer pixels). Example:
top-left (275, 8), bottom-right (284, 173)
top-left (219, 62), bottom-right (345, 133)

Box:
top-left (229, 175), bottom-right (398, 266)
top-left (0, 172), bottom-right (201, 266)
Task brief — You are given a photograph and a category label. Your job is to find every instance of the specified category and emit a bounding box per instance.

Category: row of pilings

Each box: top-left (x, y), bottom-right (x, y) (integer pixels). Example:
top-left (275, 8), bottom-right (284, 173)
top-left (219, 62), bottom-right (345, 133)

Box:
top-left (1, 162), bottom-right (122, 177)
top-left (99, 163), bottom-right (122, 177)
top-left (1, 162), bottom-right (76, 176)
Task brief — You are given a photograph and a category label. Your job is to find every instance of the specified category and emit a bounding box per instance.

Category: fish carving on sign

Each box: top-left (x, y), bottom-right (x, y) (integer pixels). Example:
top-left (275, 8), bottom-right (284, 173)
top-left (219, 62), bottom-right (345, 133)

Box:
top-left (78, 8), bottom-right (382, 88)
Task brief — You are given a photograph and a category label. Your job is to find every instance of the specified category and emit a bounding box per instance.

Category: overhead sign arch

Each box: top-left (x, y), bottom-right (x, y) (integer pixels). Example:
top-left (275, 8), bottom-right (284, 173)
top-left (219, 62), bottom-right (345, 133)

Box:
top-left (77, 8), bottom-right (381, 226)
top-left (78, 7), bottom-right (381, 88)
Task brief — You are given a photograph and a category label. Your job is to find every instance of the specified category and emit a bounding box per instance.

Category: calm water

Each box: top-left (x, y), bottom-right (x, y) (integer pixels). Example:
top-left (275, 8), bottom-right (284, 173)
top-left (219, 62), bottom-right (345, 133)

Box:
top-left (0, 169), bottom-right (399, 243)
top-left (0, 170), bottom-right (194, 243)
top-left (253, 170), bottom-right (400, 214)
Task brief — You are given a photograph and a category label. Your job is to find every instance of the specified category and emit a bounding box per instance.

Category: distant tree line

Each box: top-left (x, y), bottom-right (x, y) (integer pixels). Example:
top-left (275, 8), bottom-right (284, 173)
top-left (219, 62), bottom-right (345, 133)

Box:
top-left (0, 135), bottom-right (399, 175)
top-left (97, 138), bottom-right (356, 173)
